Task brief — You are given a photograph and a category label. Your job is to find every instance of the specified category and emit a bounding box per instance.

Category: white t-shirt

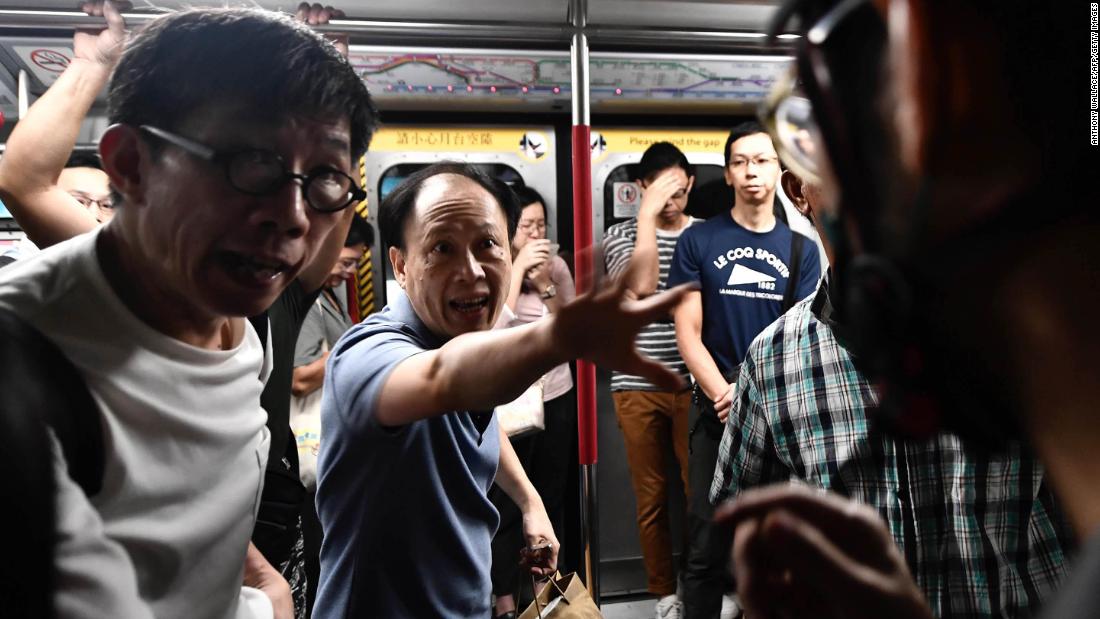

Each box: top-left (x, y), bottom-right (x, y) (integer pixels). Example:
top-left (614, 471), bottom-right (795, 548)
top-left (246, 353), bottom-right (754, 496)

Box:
top-left (0, 230), bottom-right (274, 619)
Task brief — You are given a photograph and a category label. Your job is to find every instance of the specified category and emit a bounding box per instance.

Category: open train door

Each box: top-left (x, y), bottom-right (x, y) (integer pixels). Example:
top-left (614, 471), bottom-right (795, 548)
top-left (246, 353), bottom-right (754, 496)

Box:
top-left (588, 127), bottom-right (727, 595)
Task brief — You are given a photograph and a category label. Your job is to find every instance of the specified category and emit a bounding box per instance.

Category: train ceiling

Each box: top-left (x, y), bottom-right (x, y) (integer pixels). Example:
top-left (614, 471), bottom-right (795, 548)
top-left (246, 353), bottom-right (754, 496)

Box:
top-left (0, 1), bottom-right (788, 34)
top-left (0, 1), bottom-right (796, 120)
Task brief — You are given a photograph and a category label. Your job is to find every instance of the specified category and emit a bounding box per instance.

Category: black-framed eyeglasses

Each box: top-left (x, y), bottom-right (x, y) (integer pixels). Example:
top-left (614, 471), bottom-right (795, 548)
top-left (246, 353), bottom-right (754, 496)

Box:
top-left (140, 125), bottom-right (366, 213)
top-left (760, 66), bottom-right (821, 183)
top-left (727, 155), bottom-right (780, 170)
top-left (69, 191), bottom-right (115, 211)
top-left (761, 0), bottom-right (889, 249)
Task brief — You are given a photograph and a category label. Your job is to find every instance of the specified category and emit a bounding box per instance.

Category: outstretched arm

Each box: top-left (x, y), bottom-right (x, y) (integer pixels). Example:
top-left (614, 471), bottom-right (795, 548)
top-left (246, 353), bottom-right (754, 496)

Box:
top-left (374, 280), bottom-right (694, 427)
top-left (0, 0), bottom-right (128, 248)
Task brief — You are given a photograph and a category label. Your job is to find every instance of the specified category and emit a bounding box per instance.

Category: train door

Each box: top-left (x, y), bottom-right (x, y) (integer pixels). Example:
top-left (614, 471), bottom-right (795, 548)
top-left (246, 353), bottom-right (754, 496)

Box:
top-left (589, 127), bottom-right (728, 594)
top-left (362, 125), bottom-right (558, 307)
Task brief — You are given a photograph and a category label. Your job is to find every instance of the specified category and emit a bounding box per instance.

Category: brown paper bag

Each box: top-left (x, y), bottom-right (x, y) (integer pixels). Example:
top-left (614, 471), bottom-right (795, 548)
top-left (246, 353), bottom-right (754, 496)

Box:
top-left (518, 572), bottom-right (603, 619)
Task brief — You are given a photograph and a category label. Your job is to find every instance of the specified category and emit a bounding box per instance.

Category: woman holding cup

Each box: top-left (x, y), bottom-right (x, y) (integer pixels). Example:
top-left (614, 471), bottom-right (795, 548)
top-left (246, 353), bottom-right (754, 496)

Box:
top-left (506, 187), bottom-right (572, 314)
top-left (490, 185), bottom-right (578, 619)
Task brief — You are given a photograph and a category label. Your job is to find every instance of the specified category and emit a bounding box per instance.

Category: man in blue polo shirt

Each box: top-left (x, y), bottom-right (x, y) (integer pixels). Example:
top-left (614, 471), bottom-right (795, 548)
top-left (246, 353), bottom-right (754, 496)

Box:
top-left (669, 122), bottom-right (820, 619)
top-left (315, 162), bottom-right (692, 618)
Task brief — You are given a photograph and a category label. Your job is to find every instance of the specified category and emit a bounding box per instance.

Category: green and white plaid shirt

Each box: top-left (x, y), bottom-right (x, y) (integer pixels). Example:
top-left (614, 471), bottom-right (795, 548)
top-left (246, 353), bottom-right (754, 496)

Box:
top-left (711, 280), bottom-right (1071, 618)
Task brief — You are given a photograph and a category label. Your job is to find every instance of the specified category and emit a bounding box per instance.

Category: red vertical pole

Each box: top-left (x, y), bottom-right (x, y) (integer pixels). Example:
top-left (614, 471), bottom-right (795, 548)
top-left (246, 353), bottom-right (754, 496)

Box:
top-left (572, 125), bottom-right (596, 467)
top-left (569, 0), bottom-right (599, 601)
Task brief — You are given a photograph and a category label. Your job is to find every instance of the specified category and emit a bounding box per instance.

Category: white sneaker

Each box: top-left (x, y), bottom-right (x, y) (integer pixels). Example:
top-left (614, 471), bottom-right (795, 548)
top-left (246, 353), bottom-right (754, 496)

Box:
top-left (720, 593), bottom-right (742, 619)
top-left (655, 594), bottom-right (682, 619)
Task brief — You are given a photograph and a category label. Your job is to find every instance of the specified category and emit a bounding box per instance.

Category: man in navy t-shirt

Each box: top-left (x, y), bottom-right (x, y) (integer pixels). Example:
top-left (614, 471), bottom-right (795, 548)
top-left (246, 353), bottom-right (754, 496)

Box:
top-left (669, 122), bottom-right (819, 619)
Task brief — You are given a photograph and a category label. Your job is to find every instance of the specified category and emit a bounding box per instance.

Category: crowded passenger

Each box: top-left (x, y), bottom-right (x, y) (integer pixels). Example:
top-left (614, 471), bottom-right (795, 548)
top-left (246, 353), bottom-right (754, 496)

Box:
top-left (0, 152), bottom-right (114, 267)
top-left (0, 4), bottom-right (366, 617)
top-left (313, 161), bottom-right (692, 618)
top-left (245, 7), bottom-right (359, 617)
top-left (710, 162), bottom-right (1071, 616)
top-left (490, 184), bottom-right (578, 619)
top-left (602, 141), bottom-right (699, 619)
top-left (715, 1), bottom-right (1093, 618)
top-left (0, 2), bottom-right (375, 617)
top-left (670, 122), bottom-right (821, 619)
top-left (0, 0), bottom-right (122, 269)
top-left (292, 218), bottom-right (373, 488)
top-left (290, 217), bottom-right (372, 614)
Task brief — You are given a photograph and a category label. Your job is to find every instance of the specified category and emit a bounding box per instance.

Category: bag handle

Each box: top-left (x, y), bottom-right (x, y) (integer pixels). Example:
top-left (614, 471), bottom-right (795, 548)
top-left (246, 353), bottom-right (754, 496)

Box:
top-left (529, 572), bottom-right (570, 619)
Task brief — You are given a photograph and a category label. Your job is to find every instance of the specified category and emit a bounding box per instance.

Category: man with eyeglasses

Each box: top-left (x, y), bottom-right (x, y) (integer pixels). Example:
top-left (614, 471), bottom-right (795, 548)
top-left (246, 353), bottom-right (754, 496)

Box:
top-left (709, 161), bottom-right (1070, 618)
top-left (0, 4), bottom-right (367, 618)
top-left (712, 1), bottom-right (1092, 619)
top-left (0, 3), bottom-right (375, 618)
top-left (0, 151), bottom-right (114, 267)
top-left (668, 122), bottom-right (820, 619)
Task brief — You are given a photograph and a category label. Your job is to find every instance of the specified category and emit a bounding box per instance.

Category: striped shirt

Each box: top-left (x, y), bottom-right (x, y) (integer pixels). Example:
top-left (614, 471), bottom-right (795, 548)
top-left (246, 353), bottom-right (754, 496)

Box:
top-left (711, 281), bottom-right (1071, 618)
top-left (602, 217), bottom-right (698, 392)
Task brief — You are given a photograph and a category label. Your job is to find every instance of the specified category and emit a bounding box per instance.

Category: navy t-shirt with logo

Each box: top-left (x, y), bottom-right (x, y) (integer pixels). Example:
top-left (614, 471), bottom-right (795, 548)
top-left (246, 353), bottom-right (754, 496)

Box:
top-left (668, 213), bottom-right (821, 376)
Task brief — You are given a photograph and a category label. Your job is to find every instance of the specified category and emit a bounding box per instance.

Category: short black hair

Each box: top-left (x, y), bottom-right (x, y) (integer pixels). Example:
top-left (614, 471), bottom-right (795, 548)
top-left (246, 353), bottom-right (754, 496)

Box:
top-left (724, 121), bottom-right (769, 167)
top-left (109, 8), bottom-right (377, 159)
top-left (345, 216), bottom-right (374, 248)
top-left (638, 142), bottom-right (694, 182)
top-left (379, 161), bottom-right (519, 251)
top-left (512, 185), bottom-right (547, 220)
top-left (64, 151), bottom-right (103, 171)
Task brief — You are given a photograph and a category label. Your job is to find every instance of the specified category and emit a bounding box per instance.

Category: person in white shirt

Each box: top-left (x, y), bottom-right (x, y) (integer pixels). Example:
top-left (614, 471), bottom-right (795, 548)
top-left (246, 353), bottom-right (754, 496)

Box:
top-left (0, 2), bottom-right (377, 618)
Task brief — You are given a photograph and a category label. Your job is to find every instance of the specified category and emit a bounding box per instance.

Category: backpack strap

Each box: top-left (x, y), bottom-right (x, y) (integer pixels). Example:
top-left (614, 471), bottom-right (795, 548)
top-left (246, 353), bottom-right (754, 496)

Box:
top-left (0, 308), bottom-right (104, 497)
top-left (248, 313), bottom-right (269, 349)
top-left (781, 232), bottom-right (806, 313)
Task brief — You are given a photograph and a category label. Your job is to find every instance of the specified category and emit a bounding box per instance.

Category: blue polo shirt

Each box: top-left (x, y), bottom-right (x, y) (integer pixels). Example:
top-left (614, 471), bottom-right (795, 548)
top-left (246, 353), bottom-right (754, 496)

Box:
top-left (667, 212), bottom-right (820, 376)
top-left (314, 293), bottom-right (500, 618)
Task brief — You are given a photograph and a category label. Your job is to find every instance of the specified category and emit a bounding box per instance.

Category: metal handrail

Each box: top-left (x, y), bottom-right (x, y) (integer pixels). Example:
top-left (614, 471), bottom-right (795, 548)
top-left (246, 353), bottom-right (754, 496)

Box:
top-left (0, 9), bottom-right (797, 52)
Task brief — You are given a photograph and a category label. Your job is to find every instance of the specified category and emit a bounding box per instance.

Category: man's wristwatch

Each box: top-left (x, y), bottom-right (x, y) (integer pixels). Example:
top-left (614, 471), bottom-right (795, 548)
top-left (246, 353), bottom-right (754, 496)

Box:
top-left (540, 284), bottom-right (557, 300)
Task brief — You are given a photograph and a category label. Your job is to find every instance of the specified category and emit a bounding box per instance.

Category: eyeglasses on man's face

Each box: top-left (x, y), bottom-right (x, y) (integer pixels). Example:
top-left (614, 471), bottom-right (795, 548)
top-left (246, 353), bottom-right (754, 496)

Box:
top-left (139, 125), bottom-right (365, 213)
top-left (759, 64), bottom-right (825, 184)
top-left (759, 0), bottom-right (887, 194)
top-left (69, 192), bottom-right (114, 211)
top-left (728, 156), bottom-right (780, 170)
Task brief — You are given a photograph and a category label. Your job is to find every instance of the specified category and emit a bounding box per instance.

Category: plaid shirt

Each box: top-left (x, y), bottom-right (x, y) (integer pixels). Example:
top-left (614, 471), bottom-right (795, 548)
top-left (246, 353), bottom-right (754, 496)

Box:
top-left (711, 281), bottom-right (1071, 618)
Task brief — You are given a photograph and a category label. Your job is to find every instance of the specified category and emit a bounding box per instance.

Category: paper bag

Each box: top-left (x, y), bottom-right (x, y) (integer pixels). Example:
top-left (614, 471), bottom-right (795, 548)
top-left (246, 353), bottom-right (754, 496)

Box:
top-left (518, 572), bottom-right (603, 619)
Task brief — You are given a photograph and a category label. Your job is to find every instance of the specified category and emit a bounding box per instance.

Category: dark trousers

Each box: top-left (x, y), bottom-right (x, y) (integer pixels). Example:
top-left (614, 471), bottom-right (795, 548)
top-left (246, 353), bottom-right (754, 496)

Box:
top-left (301, 490), bottom-right (322, 616)
top-left (490, 389), bottom-right (577, 598)
top-left (682, 386), bottom-right (735, 619)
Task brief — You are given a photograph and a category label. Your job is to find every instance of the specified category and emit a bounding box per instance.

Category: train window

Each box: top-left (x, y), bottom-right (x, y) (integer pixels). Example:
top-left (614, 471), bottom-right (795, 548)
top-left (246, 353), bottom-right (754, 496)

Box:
top-left (602, 162), bottom-right (725, 227)
top-left (377, 162), bottom-right (525, 303)
top-left (0, 197), bottom-right (18, 231)
top-left (377, 163), bottom-right (524, 204)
